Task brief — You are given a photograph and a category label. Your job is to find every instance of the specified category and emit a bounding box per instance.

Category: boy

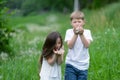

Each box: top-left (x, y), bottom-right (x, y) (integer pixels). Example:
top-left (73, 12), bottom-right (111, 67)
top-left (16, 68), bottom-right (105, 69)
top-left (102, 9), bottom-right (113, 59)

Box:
top-left (64, 11), bottom-right (93, 80)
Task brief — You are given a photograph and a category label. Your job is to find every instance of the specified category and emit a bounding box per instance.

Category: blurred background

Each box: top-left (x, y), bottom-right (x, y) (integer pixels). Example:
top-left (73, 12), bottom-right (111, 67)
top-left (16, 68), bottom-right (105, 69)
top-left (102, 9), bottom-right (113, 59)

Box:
top-left (1, 0), bottom-right (120, 16)
top-left (0, 0), bottom-right (120, 80)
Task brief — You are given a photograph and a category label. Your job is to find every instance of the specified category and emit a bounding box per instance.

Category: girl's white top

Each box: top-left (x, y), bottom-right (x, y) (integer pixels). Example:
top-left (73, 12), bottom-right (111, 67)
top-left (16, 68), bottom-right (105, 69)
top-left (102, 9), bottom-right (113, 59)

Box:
top-left (39, 58), bottom-right (61, 80)
top-left (65, 29), bottom-right (93, 70)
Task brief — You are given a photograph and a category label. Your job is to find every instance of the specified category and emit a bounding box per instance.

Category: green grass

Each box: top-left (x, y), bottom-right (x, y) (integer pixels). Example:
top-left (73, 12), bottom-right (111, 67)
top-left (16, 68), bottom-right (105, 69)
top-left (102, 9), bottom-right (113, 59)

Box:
top-left (1, 2), bottom-right (120, 80)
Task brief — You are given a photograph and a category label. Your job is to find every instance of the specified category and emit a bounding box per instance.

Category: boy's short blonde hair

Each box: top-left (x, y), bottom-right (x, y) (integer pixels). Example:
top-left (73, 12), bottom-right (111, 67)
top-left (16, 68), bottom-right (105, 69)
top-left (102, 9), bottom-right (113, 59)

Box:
top-left (70, 11), bottom-right (84, 21)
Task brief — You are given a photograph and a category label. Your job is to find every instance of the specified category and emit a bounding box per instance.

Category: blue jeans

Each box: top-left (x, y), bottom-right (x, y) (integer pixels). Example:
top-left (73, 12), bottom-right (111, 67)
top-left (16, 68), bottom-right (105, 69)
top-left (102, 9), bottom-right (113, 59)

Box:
top-left (64, 64), bottom-right (88, 80)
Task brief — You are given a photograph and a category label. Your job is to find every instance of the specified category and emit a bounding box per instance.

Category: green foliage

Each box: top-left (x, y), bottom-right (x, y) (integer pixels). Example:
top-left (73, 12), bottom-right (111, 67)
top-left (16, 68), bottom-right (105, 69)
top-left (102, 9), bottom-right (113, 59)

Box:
top-left (21, 0), bottom-right (38, 16)
top-left (0, 1), bottom-right (14, 56)
top-left (5, 0), bottom-right (120, 15)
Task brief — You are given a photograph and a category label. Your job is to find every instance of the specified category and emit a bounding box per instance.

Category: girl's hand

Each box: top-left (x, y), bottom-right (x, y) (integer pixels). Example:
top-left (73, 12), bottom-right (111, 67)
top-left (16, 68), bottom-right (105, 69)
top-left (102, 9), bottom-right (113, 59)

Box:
top-left (53, 48), bottom-right (64, 55)
top-left (58, 48), bottom-right (64, 55)
top-left (53, 49), bottom-right (58, 54)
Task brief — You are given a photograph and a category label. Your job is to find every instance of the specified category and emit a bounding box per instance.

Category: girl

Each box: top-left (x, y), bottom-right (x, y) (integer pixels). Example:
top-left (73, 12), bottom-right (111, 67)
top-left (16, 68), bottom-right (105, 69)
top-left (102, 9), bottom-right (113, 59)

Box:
top-left (39, 31), bottom-right (64, 80)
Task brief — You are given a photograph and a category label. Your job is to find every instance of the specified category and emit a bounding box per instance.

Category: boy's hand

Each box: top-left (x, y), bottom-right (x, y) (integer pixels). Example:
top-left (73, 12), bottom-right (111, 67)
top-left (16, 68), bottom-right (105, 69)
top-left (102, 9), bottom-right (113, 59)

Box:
top-left (79, 27), bottom-right (84, 35)
top-left (73, 27), bottom-right (80, 35)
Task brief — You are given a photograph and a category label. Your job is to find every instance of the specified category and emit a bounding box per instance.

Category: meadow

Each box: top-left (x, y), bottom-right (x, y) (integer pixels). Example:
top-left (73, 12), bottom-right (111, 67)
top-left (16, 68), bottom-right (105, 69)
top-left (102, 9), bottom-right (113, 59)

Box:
top-left (1, 2), bottom-right (120, 80)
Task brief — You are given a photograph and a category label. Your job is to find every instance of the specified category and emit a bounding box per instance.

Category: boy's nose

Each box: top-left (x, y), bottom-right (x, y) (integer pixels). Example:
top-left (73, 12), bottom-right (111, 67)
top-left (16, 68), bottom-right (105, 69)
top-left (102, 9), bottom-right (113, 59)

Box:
top-left (76, 23), bottom-right (79, 26)
top-left (77, 22), bottom-right (80, 24)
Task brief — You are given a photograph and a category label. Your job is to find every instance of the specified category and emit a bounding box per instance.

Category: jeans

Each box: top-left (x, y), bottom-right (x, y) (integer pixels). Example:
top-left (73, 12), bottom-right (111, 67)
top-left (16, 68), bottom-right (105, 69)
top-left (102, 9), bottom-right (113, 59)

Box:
top-left (65, 64), bottom-right (88, 80)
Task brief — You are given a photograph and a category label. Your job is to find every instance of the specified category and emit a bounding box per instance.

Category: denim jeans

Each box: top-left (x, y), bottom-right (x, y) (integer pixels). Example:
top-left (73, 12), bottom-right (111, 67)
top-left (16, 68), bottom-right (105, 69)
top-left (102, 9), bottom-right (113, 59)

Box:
top-left (64, 64), bottom-right (88, 80)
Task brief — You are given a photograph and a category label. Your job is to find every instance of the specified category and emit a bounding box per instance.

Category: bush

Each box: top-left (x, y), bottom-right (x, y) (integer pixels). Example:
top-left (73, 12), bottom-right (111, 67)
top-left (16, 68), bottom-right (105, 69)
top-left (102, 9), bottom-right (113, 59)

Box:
top-left (0, 1), bottom-right (14, 57)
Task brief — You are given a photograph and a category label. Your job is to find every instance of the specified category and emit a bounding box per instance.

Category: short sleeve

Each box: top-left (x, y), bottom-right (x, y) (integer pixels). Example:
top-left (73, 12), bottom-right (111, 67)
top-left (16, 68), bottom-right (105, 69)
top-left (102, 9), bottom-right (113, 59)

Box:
top-left (64, 29), bottom-right (73, 42)
top-left (84, 30), bottom-right (93, 41)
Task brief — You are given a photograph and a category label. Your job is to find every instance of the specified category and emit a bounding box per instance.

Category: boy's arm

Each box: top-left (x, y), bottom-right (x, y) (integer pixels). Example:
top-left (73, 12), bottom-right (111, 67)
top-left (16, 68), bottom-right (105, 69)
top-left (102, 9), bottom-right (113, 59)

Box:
top-left (78, 27), bottom-right (91, 48)
top-left (67, 34), bottom-right (78, 49)
top-left (79, 34), bottom-right (91, 48)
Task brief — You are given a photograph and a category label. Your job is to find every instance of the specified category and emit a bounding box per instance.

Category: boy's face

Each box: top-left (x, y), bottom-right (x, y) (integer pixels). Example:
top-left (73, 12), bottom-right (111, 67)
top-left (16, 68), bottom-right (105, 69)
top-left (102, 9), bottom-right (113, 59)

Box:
top-left (71, 18), bottom-right (85, 29)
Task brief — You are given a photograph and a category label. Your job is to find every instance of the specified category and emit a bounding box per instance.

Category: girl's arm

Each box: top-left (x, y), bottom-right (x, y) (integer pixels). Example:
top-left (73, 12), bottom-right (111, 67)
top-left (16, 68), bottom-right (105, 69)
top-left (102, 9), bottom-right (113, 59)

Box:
top-left (47, 54), bottom-right (57, 66)
top-left (57, 54), bottom-right (64, 65)
top-left (56, 47), bottom-right (64, 65)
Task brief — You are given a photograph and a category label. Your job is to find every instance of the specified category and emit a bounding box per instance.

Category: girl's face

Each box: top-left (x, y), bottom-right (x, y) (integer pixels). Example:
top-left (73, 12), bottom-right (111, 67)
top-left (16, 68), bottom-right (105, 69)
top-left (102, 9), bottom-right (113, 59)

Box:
top-left (54, 37), bottom-right (61, 50)
top-left (71, 18), bottom-right (85, 29)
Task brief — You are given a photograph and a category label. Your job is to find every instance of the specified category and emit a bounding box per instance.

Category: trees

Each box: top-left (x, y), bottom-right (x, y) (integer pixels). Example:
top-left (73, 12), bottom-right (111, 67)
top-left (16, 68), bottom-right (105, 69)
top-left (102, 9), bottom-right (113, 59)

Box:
top-left (4, 0), bottom-right (120, 15)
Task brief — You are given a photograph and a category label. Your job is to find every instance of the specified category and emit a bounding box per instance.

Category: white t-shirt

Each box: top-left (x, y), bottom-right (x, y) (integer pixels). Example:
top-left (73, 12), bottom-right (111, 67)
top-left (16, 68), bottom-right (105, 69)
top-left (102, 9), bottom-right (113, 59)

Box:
top-left (64, 28), bottom-right (93, 70)
top-left (39, 58), bottom-right (61, 80)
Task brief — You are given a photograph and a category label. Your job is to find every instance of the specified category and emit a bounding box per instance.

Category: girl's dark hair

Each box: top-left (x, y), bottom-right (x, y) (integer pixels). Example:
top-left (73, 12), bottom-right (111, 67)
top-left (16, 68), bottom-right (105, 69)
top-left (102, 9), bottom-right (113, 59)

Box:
top-left (40, 31), bottom-right (63, 65)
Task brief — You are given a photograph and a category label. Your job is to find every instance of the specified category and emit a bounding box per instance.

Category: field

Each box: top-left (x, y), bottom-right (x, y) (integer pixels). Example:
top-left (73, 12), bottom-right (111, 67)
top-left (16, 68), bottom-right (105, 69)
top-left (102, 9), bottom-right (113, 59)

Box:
top-left (1, 2), bottom-right (120, 80)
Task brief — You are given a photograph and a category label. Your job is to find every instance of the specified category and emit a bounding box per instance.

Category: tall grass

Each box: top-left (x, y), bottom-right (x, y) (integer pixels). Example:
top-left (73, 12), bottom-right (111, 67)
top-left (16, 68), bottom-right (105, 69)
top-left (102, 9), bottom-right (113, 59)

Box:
top-left (85, 2), bottom-right (120, 80)
top-left (1, 2), bottom-right (120, 80)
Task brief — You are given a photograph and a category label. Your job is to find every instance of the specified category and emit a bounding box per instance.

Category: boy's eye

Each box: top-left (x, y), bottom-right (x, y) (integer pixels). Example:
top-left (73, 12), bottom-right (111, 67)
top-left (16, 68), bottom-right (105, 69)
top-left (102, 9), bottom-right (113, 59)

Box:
top-left (73, 21), bottom-right (76, 23)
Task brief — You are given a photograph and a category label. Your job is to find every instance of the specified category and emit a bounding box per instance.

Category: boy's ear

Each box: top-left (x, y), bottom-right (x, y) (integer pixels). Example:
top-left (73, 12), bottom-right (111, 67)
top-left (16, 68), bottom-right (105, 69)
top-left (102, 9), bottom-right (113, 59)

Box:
top-left (83, 20), bottom-right (85, 26)
top-left (70, 21), bottom-right (72, 25)
top-left (70, 22), bottom-right (71, 25)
